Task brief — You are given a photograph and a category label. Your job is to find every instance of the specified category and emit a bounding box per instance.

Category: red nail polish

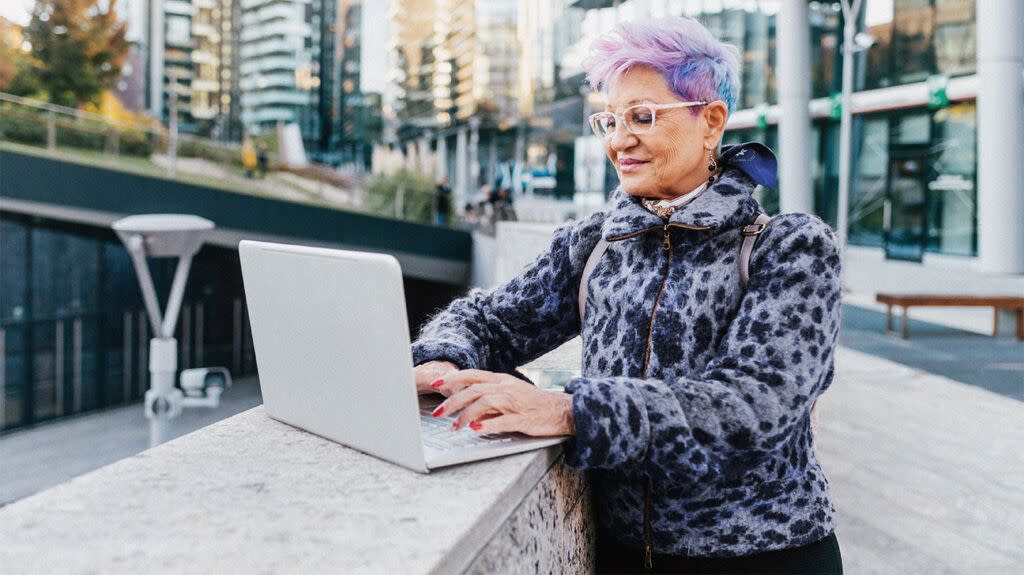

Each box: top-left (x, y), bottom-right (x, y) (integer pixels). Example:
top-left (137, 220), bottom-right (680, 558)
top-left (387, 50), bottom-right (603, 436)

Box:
top-left (451, 421), bottom-right (460, 430)
top-left (469, 421), bottom-right (482, 431)
top-left (431, 405), bottom-right (445, 417)
top-left (430, 378), bottom-right (445, 389)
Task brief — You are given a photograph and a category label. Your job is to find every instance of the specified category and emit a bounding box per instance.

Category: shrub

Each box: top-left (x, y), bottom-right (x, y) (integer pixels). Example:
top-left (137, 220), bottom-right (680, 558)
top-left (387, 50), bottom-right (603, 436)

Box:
top-left (364, 169), bottom-right (436, 223)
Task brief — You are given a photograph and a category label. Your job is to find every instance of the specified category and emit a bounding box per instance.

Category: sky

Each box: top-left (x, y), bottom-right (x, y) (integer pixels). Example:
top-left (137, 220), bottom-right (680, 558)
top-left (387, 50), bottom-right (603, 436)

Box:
top-left (0, 0), bottom-right (33, 26)
top-left (359, 0), bottom-right (388, 94)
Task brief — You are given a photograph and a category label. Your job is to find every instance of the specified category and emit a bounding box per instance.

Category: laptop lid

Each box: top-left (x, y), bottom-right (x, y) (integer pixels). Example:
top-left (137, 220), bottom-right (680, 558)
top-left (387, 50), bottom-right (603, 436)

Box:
top-left (238, 240), bottom-right (428, 473)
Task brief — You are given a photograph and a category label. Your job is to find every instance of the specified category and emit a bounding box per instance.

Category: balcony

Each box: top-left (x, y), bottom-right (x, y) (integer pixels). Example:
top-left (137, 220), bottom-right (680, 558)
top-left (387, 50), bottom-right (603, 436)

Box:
top-left (165, 0), bottom-right (196, 16)
top-left (240, 57), bottom-right (298, 76)
top-left (240, 21), bottom-right (311, 44)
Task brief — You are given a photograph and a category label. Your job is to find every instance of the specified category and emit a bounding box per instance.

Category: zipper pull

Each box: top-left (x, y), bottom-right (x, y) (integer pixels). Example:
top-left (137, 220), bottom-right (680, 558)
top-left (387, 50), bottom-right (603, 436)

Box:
top-left (644, 542), bottom-right (654, 570)
top-left (662, 224), bottom-right (671, 252)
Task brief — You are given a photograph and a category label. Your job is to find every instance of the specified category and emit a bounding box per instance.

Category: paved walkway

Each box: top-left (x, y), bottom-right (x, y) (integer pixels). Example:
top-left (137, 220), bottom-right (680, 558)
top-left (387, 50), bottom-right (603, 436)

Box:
top-left (0, 376), bottom-right (263, 507)
top-left (838, 304), bottom-right (1023, 400)
top-left (817, 347), bottom-right (1023, 574)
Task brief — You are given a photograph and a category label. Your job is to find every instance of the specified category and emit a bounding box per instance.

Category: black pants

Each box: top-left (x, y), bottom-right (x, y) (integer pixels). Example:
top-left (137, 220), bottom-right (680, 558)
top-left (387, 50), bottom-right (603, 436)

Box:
top-left (596, 532), bottom-right (843, 574)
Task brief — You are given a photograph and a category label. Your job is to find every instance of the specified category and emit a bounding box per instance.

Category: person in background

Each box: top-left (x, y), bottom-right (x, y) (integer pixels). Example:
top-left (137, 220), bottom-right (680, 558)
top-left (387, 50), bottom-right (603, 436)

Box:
top-left (242, 138), bottom-right (257, 178)
top-left (434, 176), bottom-right (452, 226)
top-left (461, 202), bottom-right (479, 226)
top-left (493, 187), bottom-right (518, 222)
top-left (256, 143), bottom-right (269, 178)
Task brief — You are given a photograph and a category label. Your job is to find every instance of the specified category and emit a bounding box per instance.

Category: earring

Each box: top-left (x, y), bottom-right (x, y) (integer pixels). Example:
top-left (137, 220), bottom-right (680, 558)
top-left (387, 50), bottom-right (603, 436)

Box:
top-left (707, 150), bottom-right (718, 184)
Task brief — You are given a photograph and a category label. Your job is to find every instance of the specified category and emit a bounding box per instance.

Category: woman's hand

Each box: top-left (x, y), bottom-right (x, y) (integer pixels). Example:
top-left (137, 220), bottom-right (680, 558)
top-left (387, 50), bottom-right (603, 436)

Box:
top-left (413, 360), bottom-right (460, 396)
top-left (430, 369), bottom-right (575, 437)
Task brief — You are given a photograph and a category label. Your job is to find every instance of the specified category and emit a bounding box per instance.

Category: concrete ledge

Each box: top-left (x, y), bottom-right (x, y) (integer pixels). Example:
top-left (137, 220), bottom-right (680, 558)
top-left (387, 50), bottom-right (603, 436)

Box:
top-left (0, 405), bottom-right (590, 574)
top-left (0, 340), bottom-right (592, 574)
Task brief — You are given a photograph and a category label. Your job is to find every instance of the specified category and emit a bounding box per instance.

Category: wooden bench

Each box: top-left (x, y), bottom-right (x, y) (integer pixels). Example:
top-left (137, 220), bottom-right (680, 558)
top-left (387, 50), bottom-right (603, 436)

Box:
top-left (875, 294), bottom-right (1024, 340)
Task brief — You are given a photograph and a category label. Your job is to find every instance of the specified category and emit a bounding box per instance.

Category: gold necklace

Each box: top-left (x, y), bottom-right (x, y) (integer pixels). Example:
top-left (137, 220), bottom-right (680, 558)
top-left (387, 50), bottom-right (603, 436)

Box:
top-left (641, 198), bottom-right (676, 220)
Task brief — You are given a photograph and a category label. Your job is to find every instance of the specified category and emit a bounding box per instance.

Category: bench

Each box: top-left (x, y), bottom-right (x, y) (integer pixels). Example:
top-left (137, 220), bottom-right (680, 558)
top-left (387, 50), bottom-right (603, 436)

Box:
top-left (875, 294), bottom-right (1024, 340)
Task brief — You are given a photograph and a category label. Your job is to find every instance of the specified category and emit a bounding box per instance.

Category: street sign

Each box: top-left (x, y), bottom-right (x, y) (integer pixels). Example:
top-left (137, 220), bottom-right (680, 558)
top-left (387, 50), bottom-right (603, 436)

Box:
top-left (829, 92), bottom-right (842, 120)
top-left (927, 74), bottom-right (950, 109)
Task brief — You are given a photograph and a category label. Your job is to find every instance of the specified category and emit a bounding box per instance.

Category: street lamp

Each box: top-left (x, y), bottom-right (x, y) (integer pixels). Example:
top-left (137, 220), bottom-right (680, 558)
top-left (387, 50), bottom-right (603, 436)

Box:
top-left (112, 214), bottom-right (231, 447)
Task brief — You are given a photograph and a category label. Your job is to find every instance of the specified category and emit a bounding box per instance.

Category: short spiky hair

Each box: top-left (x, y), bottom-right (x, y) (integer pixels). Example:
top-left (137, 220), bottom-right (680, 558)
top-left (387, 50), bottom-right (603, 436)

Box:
top-left (581, 17), bottom-right (741, 115)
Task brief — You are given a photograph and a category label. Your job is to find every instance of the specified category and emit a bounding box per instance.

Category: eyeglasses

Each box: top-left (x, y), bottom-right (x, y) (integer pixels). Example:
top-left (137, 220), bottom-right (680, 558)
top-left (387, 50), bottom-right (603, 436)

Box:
top-left (588, 100), bottom-right (709, 138)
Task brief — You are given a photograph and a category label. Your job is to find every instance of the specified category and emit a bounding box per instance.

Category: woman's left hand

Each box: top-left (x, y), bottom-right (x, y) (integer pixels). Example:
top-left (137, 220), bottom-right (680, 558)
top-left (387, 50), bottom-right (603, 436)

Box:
top-left (430, 369), bottom-right (575, 437)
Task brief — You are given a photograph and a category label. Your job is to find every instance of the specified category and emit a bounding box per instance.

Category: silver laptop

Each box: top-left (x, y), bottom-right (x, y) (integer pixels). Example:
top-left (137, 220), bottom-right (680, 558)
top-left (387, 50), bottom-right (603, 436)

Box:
top-left (238, 240), bottom-right (572, 473)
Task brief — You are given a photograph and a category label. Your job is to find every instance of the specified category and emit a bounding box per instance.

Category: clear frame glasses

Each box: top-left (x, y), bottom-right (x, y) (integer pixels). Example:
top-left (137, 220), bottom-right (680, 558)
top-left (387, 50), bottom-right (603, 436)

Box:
top-left (588, 100), bottom-right (709, 138)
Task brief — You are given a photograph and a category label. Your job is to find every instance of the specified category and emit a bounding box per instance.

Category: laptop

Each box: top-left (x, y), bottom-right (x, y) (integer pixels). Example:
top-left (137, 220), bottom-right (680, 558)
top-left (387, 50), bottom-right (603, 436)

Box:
top-left (238, 239), bottom-right (573, 473)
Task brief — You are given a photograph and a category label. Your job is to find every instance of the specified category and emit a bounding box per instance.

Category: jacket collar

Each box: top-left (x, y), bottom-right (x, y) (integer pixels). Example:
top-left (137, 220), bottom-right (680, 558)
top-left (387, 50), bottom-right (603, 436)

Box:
top-left (600, 166), bottom-right (764, 241)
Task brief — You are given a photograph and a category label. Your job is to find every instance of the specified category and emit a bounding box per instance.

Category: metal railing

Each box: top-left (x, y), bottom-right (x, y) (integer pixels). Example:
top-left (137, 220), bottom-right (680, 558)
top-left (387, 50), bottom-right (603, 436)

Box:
top-left (0, 91), bottom-right (246, 179)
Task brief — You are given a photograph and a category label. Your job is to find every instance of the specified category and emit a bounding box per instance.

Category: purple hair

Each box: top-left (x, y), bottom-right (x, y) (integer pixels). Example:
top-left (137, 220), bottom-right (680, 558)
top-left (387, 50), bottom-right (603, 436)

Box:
top-left (581, 17), bottom-right (741, 115)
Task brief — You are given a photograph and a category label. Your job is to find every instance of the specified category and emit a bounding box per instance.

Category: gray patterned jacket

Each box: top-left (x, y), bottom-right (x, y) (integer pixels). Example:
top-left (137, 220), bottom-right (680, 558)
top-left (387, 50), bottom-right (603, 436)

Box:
top-left (411, 166), bottom-right (843, 560)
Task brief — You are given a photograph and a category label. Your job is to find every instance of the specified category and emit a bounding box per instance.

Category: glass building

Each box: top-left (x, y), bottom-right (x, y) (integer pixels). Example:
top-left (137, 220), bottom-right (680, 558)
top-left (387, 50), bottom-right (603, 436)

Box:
top-left (560, 0), bottom-right (996, 273)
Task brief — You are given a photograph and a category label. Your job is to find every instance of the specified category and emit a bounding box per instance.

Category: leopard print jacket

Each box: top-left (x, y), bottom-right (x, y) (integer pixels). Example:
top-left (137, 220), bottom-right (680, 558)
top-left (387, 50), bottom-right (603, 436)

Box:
top-left (411, 166), bottom-right (843, 559)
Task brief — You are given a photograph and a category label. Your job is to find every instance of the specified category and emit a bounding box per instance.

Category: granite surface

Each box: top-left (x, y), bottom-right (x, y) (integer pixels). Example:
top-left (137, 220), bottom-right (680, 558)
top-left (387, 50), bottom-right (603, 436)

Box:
top-left (466, 457), bottom-right (594, 574)
top-left (0, 339), bottom-right (589, 575)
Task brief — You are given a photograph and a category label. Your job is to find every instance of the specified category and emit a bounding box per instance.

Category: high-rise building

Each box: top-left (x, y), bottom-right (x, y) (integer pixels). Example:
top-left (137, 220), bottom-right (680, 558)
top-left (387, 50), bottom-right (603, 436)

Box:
top-left (239, 0), bottom-right (342, 152)
top-left (389, 0), bottom-right (521, 205)
top-left (113, 0), bottom-right (240, 138)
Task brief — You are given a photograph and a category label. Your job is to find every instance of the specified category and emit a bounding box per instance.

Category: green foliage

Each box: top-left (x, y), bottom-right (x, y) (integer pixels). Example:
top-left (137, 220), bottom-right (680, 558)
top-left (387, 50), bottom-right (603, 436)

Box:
top-left (0, 104), bottom-right (154, 157)
top-left (364, 169), bottom-right (437, 223)
top-left (22, 0), bottom-right (129, 108)
top-left (177, 138), bottom-right (242, 166)
top-left (0, 107), bottom-right (47, 145)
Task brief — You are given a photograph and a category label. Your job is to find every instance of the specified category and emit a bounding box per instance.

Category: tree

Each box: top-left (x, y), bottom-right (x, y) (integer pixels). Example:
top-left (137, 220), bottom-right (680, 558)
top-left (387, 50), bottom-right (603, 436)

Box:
top-left (22, 0), bottom-right (128, 108)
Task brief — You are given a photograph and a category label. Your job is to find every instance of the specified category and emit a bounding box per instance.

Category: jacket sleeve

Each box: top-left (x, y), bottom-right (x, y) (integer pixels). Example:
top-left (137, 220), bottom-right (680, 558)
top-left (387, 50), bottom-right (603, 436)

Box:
top-left (562, 213), bottom-right (843, 487)
top-left (411, 213), bottom-right (604, 373)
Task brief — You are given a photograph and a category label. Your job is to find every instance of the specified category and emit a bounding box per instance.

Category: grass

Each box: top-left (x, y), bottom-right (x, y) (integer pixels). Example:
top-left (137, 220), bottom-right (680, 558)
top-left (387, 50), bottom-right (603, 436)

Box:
top-left (0, 140), bottom-right (355, 213)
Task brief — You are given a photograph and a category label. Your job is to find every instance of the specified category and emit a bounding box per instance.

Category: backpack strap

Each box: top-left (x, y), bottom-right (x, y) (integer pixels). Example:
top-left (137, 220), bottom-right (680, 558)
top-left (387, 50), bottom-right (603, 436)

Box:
top-left (578, 237), bottom-right (609, 322)
top-left (739, 213), bottom-right (772, 288)
top-left (578, 212), bottom-right (771, 322)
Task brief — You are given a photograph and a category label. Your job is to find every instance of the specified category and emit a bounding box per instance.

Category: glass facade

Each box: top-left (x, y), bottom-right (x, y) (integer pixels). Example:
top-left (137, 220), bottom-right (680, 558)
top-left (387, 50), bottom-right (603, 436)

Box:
top-left (551, 0), bottom-right (982, 261)
top-left (847, 102), bottom-right (977, 260)
top-left (0, 215), bottom-right (258, 432)
top-left (864, 0), bottom-right (976, 90)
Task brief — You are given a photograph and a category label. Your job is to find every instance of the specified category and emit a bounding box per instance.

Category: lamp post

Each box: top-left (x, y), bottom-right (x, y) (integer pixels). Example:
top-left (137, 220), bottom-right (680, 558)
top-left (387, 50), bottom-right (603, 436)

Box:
top-left (112, 215), bottom-right (231, 447)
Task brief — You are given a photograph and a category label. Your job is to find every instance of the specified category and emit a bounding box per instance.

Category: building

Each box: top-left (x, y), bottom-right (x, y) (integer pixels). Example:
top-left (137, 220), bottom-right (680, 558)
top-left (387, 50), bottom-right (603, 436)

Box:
top-left (114, 0), bottom-right (241, 139)
top-left (239, 0), bottom-right (342, 152)
top-left (389, 0), bottom-right (522, 207)
top-left (562, 0), bottom-right (1022, 291)
top-left (335, 0), bottom-right (373, 167)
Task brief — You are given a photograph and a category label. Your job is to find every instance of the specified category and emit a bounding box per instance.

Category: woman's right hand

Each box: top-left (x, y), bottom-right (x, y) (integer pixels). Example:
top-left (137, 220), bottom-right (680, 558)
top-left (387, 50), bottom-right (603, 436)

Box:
top-left (414, 360), bottom-right (460, 396)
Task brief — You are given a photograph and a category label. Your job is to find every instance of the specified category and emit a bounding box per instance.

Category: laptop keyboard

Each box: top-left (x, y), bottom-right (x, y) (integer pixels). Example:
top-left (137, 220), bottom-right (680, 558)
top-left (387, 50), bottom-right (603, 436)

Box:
top-left (419, 407), bottom-right (517, 451)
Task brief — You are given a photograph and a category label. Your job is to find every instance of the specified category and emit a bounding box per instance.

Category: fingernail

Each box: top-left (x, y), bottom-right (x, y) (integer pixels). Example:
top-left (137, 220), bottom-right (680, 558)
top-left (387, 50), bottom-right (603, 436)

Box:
top-left (469, 421), bottom-right (482, 431)
top-left (431, 405), bottom-right (445, 417)
top-left (430, 378), bottom-right (445, 389)
top-left (451, 421), bottom-right (460, 430)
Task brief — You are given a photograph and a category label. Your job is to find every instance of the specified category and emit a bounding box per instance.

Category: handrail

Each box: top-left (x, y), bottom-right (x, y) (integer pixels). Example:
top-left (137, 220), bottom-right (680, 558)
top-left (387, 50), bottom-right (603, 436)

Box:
top-left (0, 91), bottom-right (161, 136)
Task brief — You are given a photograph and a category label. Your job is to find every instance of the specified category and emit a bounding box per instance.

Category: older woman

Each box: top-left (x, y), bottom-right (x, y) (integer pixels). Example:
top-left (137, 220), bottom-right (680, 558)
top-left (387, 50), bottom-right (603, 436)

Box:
top-left (411, 17), bottom-right (843, 575)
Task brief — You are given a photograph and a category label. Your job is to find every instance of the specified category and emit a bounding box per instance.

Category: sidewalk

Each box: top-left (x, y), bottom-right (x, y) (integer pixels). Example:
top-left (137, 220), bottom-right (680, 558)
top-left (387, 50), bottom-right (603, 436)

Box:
top-left (817, 346), bottom-right (1023, 574)
top-left (838, 301), bottom-right (1023, 400)
top-left (0, 376), bottom-right (263, 507)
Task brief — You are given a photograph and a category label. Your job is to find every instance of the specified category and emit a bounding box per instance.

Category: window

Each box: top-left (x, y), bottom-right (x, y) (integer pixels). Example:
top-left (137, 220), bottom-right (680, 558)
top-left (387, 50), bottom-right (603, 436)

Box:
top-left (849, 116), bottom-right (889, 247)
top-left (927, 102), bottom-right (976, 255)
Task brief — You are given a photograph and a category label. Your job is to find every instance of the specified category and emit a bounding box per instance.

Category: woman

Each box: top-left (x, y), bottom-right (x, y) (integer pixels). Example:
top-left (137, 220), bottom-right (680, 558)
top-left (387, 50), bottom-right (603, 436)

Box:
top-left (411, 17), bottom-right (843, 574)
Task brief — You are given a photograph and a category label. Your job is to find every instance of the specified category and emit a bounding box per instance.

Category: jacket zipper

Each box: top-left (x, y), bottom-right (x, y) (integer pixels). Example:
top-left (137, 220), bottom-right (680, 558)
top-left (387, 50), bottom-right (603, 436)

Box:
top-left (641, 222), bottom-right (674, 570)
top-left (608, 219), bottom-right (709, 570)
